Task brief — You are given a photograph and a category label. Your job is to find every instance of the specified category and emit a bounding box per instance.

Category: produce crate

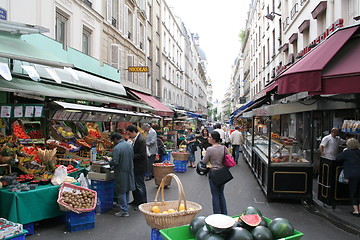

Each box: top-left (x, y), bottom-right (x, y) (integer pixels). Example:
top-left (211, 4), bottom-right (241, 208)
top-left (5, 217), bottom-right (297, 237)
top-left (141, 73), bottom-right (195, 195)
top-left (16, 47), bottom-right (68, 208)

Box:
top-left (23, 222), bottom-right (34, 235)
top-left (160, 217), bottom-right (304, 240)
top-left (90, 180), bottom-right (114, 214)
top-left (65, 210), bottom-right (95, 226)
top-left (65, 222), bottom-right (95, 233)
top-left (4, 230), bottom-right (28, 240)
top-left (173, 160), bottom-right (187, 173)
top-left (90, 179), bottom-right (114, 191)
top-left (151, 228), bottom-right (164, 240)
top-left (95, 196), bottom-right (113, 214)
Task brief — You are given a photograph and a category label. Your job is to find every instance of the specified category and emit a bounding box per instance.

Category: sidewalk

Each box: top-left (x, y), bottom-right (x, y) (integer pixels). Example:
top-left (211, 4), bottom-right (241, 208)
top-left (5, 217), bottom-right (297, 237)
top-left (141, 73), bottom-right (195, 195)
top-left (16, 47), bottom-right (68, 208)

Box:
top-left (311, 178), bottom-right (360, 236)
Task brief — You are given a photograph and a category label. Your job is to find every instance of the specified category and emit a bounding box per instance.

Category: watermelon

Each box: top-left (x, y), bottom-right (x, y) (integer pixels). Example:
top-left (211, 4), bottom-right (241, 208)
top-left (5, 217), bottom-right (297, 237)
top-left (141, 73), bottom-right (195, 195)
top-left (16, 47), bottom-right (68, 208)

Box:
top-left (251, 226), bottom-right (274, 240)
top-left (240, 214), bottom-right (262, 227)
top-left (242, 206), bottom-right (262, 216)
top-left (268, 218), bottom-right (294, 239)
top-left (203, 234), bottom-right (225, 240)
top-left (196, 226), bottom-right (210, 240)
top-left (226, 227), bottom-right (253, 240)
top-left (190, 216), bottom-right (207, 235)
top-left (258, 217), bottom-right (268, 228)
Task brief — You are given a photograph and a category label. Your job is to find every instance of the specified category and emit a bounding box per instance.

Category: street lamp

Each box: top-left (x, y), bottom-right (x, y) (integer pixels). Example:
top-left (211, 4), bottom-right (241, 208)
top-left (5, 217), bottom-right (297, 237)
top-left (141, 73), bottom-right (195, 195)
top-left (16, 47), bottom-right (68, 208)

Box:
top-left (265, 12), bottom-right (281, 21)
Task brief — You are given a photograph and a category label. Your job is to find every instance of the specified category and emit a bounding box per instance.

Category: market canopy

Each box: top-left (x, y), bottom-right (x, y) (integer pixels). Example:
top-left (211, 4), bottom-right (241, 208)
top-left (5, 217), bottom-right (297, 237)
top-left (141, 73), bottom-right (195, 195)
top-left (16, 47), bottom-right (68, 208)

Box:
top-left (0, 78), bottom-right (154, 110)
top-left (0, 33), bottom-right (72, 68)
top-left (129, 90), bottom-right (173, 117)
top-left (230, 101), bottom-right (255, 118)
top-left (277, 24), bottom-right (360, 95)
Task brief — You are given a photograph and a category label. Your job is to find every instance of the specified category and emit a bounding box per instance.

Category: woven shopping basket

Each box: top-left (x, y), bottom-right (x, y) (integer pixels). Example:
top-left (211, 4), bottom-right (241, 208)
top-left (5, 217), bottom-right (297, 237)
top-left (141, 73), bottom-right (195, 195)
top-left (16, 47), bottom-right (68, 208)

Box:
top-left (171, 152), bottom-right (189, 161)
top-left (139, 173), bottom-right (202, 230)
top-left (153, 162), bottom-right (174, 187)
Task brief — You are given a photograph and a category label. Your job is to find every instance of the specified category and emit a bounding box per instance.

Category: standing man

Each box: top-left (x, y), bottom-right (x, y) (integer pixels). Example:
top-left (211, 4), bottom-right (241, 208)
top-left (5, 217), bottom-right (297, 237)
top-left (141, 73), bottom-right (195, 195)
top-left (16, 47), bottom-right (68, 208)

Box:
top-left (230, 126), bottom-right (245, 164)
top-left (126, 125), bottom-right (147, 207)
top-left (143, 124), bottom-right (158, 181)
top-left (320, 128), bottom-right (346, 160)
top-left (213, 123), bottom-right (225, 145)
top-left (109, 132), bottom-right (135, 217)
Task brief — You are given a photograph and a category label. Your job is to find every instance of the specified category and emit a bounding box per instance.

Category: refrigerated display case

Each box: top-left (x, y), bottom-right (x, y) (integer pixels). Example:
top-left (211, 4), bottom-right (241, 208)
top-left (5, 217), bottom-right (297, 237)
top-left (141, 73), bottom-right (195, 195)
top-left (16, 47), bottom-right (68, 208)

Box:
top-left (243, 116), bottom-right (313, 200)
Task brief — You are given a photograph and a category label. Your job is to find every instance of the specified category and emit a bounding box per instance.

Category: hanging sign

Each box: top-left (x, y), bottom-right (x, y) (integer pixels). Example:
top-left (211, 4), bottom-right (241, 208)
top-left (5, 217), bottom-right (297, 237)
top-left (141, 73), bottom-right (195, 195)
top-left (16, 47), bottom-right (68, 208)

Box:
top-left (0, 106), bottom-right (12, 118)
top-left (14, 106), bottom-right (24, 118)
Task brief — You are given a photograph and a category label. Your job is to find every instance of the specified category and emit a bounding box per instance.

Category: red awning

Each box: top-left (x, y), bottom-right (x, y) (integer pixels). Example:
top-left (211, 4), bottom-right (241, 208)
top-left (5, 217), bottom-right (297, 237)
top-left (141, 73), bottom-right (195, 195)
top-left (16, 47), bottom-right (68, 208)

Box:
top-left (277, 25), bottom-right (360, 95)
top-left (130, 90), bottom-right (174, 117)
top-left (264, 82), bottom-right (278, 94)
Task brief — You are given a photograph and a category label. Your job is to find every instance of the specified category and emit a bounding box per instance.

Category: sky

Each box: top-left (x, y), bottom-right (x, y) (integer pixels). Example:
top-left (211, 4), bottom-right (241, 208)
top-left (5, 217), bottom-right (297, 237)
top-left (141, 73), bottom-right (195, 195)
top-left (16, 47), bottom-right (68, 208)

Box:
top-left (167, 0), bottom-right (251, 102)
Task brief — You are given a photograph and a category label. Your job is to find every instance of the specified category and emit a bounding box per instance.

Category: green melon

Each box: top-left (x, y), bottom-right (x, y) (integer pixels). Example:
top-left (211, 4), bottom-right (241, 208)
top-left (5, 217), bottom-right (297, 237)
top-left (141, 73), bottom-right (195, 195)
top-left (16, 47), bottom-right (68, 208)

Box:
top-left (196, 225), bottom-right (210, 240)
top-left (190, 216), bottom-right (207, 235)
top-left (251, 226), bottom-right (274, 240)
top-left (268, 218), bottom-right (294, 239)
top-left (226, 227), bottom-right (253, 240)
top-left (258, 217), bottom-right (268, 228)
top-left (242, 206), bottom-right (262, 216)
top-left (202, 234), bottom-right (225, 240)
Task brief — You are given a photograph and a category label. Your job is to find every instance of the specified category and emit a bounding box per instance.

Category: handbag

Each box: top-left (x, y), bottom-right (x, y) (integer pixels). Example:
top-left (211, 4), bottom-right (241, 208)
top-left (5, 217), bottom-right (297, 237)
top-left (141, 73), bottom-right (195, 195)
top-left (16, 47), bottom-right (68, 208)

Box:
top-left (209, 167), bottom-right (233, 186)
top-left (338, 169), bottom-right (348, 184)
top-left (223, 146), bottom-right (236, 167)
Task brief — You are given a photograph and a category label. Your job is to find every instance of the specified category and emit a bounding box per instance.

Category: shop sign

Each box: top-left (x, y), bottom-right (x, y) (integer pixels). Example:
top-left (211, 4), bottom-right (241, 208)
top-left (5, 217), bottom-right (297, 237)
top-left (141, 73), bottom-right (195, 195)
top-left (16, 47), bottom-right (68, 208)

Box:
top-left (275, 18), bottom-right (344, 77)
top-left (127, 66), bottom-right (149, 72)
top-left (0, 8), bottom-right (6, 20)
top-left (0, 104), bottom-right (44, 118)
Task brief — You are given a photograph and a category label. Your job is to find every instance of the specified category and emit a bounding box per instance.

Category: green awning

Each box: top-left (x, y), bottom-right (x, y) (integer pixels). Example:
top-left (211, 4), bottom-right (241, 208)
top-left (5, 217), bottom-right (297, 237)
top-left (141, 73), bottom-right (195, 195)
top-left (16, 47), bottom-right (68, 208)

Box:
top-left (0, 78), bottom-right (154, 110)
top-left (0, 33), bottom-right (72, 68)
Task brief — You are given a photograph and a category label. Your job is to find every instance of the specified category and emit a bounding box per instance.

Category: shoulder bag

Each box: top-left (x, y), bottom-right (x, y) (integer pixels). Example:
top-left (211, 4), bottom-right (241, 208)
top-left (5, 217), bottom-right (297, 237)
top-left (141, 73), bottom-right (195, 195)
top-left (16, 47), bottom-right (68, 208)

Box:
top-left (209, 166), bottom-right (233, 186)
top-left (223, 146), bottom-right (236, 168)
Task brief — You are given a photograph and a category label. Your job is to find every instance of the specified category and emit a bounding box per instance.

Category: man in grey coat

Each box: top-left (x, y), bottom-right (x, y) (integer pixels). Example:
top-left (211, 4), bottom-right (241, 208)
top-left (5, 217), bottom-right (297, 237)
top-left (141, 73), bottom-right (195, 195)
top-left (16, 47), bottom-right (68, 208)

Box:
top-left (109, 132), bottom-right (135, 217)
top-left (144, 124), bottom-right (158, 181)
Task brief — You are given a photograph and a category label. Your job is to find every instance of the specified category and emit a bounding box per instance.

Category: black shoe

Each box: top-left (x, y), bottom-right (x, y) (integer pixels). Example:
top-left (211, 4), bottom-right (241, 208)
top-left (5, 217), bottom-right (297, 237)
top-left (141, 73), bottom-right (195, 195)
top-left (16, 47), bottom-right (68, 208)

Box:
top-left (145, 176), bottom-right (151, 181)
top-left (351, 212), bottom-right (359, 216)
top-left (129, 201), bottom-right (137, 206)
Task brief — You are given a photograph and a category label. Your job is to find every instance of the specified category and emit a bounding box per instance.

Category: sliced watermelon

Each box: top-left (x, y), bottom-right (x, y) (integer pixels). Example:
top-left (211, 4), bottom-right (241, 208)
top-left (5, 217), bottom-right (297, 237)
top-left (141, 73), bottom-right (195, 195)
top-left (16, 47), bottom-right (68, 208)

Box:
top-left (240, 214), bottom-right (262, 227)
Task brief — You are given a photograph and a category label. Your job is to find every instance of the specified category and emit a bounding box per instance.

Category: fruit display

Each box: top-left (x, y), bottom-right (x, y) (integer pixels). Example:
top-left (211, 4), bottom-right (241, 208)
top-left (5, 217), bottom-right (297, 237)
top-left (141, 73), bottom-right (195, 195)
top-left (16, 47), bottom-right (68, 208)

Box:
top-left (271, 132), bottom-right (280, 139)
top-left (76, 139), bottom-right (92, 148)
top-left (60, 189), bottom-right (96, 210)
top-left (13, 122), bottom-right (30, 139)
top-left (23, 122), bottom-right (44, 139)
top-left (150, 203), bottom-right (194, 214)
top-left (187, 206), bottom-right (298, 240)
top-left (88, 129), bottom-right (101, 138)
top-left (53, 125), bottom-right (75, 139)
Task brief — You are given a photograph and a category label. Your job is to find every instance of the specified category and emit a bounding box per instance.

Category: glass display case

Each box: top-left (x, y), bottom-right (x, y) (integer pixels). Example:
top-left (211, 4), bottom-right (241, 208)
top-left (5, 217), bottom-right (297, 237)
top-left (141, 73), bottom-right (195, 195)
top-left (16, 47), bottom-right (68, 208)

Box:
top-left (242, 115), bottom-right (313, 201)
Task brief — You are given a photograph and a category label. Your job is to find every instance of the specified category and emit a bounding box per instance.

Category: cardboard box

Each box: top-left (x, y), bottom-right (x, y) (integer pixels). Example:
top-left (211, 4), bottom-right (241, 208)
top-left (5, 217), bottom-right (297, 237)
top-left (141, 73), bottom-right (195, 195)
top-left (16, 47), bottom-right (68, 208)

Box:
top-left (87, 171), bottom-right (114, 181)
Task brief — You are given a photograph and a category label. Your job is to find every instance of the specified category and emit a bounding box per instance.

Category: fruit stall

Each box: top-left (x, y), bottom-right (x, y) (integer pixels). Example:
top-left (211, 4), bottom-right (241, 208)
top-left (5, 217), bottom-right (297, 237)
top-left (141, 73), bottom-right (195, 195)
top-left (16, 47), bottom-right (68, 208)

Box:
top-left (241, 113), bottom-right (313, 201)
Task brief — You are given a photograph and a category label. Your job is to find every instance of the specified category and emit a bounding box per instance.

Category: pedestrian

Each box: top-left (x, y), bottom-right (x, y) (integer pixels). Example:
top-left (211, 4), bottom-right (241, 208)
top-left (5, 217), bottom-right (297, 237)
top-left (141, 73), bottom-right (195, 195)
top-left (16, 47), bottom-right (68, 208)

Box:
top-left (230, 126), bottom-right (245, 164)
top-left (185, 127), bottom-right (197, 168)
top-left (156, 135), bottom-right (167, 162)
top-left (108, 132), bottom-right (135, 217)
top-left (213, 123), bottom-right (225, 144)
top-left (198, 128), bottom-right (211, 160)
top-left (126, 125), bottom-right (147, 207)
top-left (335, 138), bottom-right (360, 216)
top-left (143, 124), bottom-right (158, 181)
top-left (222, 126), bottom-right (231, 148)
top-left (201, 131), bottom-right (229, 215)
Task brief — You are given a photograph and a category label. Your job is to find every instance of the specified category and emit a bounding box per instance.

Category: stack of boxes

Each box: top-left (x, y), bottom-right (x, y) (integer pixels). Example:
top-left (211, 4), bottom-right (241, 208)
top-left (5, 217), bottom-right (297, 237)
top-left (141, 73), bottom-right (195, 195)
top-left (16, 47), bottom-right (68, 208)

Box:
top-left (90, 179), bottom-right (114, 214)
top-left (64, 211), bottom-right (95, 232)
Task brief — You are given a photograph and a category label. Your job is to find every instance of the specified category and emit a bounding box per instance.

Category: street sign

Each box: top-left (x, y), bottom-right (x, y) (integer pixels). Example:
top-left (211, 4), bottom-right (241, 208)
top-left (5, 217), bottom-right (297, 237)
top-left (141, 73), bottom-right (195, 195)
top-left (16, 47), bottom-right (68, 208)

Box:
top-left (128, 66), bottom-right (149, 72)
top-left (239, 97), bottom-right (246, 104)
top-left (0, 8), bottom-right (7, 20)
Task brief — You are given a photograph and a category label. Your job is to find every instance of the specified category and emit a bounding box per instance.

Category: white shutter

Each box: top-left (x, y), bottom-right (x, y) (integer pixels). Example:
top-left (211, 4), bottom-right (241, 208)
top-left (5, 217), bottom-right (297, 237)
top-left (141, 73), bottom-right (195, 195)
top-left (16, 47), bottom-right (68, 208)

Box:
top-left (118, 48), bottom-right (122, 70)
top-left (137, 19), bottom-right (140, 47)
top-left (107, 0), bottom-right (112, 23)
top-left (111, 44), bottom-right (119, 69)
top-left (124, 5), bottom-right (129, 37)
top-left (118, 0), bottom-right (122, 32)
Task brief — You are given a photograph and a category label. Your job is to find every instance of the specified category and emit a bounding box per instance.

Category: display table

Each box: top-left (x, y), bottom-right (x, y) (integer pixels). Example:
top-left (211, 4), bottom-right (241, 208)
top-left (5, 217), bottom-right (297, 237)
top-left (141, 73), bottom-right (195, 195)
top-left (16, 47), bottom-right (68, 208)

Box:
top-left (0, 169), bottom-right (85, 224)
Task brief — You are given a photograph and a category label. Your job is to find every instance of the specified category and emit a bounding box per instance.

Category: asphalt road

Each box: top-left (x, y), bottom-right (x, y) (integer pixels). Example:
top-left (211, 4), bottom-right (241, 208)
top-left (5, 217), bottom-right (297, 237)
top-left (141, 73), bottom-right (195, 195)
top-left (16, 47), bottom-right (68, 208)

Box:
top-left (27, 152), bottom-right (359, 240)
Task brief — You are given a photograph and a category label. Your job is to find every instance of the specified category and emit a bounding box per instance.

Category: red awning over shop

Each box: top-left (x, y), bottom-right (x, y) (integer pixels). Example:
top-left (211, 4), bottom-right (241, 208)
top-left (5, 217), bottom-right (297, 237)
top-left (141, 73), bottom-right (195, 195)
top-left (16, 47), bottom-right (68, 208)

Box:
top-left (277, 25), bottom-right (360, 95)
top-left (130, 90), bottom-right (174, 117)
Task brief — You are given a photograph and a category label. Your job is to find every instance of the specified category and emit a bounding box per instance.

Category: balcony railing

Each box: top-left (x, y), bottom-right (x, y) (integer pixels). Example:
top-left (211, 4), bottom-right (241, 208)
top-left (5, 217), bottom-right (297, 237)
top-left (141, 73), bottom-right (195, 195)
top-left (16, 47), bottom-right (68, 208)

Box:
top-left (290, 3), bottom-right (299, 20)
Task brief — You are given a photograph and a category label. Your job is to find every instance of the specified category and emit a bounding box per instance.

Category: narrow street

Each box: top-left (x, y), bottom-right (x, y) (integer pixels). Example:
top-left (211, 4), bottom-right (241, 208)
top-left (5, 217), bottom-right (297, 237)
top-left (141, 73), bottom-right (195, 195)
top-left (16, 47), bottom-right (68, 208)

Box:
top-left (27, 152), bottom-right (359, 240)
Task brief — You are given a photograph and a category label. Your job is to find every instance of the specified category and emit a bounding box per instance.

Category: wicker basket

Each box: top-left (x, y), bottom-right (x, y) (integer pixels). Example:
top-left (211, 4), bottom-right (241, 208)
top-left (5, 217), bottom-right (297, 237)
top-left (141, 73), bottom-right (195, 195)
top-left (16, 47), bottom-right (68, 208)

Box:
top-left (138, 173), bottom-right (202, 230)
top-left (171, 152), bottom-right (189, 161)
top-left (153, 163), bottom-right (174, 187)
top-left (57, 182), bottom-right (97, 214)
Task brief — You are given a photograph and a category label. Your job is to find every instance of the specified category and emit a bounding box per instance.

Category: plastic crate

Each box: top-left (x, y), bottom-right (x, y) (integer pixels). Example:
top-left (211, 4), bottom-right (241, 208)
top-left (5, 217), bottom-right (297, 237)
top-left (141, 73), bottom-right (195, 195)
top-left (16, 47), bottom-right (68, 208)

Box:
top-left (4, 230), bottom-right (28, 240)
top-left (159, 217), bottom-right (304, 240)
top-left (151, 228), bottom-right (164, 240)
top-left (90, 179), bottom-right (114, 191)
top-left (162, 153), bottom-right (171, 162)
top-left (65, 210), bottom-right (95, 226)
top-left (23, 222), bottom-right (34, 235)
top-left (65, 222), bottom-right (95, 232)
top-left (173, 160), bottom-right (187, 173)
top-left (95, 196), bottom-right (113, 214)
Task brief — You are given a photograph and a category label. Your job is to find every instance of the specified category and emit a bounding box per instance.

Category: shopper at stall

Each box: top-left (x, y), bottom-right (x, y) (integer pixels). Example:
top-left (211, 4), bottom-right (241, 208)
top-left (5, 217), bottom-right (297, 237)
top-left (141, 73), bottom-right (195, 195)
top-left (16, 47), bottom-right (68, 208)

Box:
top-left (126, 125), bottom-right (147, 207)
top-left (109, 132), bottom-right (135, 217)
top-left (201, 131), bottom-right (230, 214)
top-left (320, 128), bottom-right (346, 160)
top-left (185, 127), bottom-right (197, 168)
top-left (230, 126), bottom-right (245, 164)
top-left (143, 124), bottom-right (158, 181)
top-left (213, 123), bottom-right (225, 144)
top-left (335, 138), bottom-right (360, 216)
top-left (198, 128), bottom-right (211, 160)
top-left (222, 126), bottom-right (231, 148)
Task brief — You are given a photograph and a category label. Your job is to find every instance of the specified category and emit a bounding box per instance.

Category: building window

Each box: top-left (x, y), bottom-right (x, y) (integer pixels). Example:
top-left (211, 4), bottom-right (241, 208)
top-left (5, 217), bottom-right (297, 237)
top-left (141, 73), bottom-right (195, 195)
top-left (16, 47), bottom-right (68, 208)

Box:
top-left (82, 27), bottom-right (91, 55)
top-left (55, 11), bottom-right (68, 48)
top-left (125, 6), bottom-right (133, 40)
top-left (127, 55), bottom-right (134, 82)
top-left (146, 3), bottom-right (152, 23)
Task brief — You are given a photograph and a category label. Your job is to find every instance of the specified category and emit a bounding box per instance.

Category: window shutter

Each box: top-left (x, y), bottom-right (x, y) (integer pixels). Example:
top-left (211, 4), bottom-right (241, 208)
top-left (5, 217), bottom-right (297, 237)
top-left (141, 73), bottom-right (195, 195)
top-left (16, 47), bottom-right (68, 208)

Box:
top-left (118, 0), bottom-right (123, 32)
top-left (124, 5), bottom-right (129, 37)
top-left (107, 0), bottom-right (112, 23)
top-left (111, 44), bottom-right (119, 69)
top-left (137, 19), bottom-right (140, 47)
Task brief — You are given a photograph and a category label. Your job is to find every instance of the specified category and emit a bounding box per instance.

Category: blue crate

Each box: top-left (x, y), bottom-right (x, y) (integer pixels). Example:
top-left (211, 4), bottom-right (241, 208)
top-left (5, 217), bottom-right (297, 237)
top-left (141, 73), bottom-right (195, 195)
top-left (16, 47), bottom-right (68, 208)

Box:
top-left (150, 228), bottom-right (164, 240)
top-left (162, 153), bottom-right (171, 162)
top-left (174, 160), bottom-right (187, 173)
top-left (65, 222), bottom-right (95, 232)
top-left (4, 231), bottom-right (27, 240)
top-left (23, 222), bottom-right (34, 235)
top-left (95, 201), bottom-right (113, 214)
top-left (65, 210), bottom-right (95, 226)
top-left (90, 179), bottom-right (114, 191)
